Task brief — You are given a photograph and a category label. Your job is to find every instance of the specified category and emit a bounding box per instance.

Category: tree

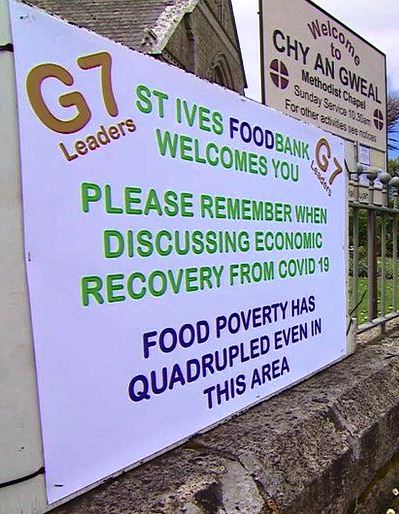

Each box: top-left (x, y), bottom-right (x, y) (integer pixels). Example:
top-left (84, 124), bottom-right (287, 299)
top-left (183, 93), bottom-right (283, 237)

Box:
top-left (388, 93), bottom-right (399, 151)
top-left (388, 157), bottom-right (399, 175)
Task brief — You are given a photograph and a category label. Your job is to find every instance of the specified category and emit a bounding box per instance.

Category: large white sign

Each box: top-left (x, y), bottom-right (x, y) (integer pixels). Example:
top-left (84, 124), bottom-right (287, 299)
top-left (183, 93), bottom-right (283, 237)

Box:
top-left (10, 0), bottom-right (347, 504)
top-left (261, 0), bottom-right (387, 153)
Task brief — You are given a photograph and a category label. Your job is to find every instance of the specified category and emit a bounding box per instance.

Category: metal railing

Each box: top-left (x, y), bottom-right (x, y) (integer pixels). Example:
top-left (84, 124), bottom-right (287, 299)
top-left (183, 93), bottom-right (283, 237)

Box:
top-left (349, 165), bottom-right (399, 335)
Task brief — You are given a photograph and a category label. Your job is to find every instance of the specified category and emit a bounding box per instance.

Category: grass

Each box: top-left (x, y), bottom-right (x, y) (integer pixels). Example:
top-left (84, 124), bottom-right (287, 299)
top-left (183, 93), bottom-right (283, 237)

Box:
top-left (349, 277), bottom-right (398, 325)
top-left (349, 256), bottom-right (399, 325)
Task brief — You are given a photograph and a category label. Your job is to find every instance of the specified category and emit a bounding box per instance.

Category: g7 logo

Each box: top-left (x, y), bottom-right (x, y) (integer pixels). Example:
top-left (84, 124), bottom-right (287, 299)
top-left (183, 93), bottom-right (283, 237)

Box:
top-left (315, 138), bottom-right (342, 185)
top-left (26, 51), bottom-right (118, 134)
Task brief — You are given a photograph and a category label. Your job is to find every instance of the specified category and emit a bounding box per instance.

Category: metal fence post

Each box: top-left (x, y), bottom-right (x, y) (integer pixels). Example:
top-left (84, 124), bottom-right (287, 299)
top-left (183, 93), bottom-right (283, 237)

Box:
top-left (367, 171), bottom-right (378, 321)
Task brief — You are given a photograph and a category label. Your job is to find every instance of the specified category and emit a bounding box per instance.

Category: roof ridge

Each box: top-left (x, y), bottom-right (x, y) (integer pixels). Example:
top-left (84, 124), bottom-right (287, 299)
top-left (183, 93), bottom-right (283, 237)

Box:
top-left (143, 0), bottom-right (199, 54)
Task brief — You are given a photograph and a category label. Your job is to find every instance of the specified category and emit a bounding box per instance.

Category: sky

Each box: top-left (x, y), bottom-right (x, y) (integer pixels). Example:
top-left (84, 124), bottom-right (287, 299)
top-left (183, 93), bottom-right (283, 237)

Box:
top-left (231, 0), bottom-right (399, 102)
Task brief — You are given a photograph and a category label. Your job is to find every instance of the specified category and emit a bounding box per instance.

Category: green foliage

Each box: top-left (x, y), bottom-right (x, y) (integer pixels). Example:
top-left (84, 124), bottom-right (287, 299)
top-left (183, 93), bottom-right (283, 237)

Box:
top-left (388, 158), bottom-right (399, 176)
top-left (349, 255), bottom-right (368, 278)
top-left (378, 258), bottom-right (399, 280)
top-left (388, 93), bottom-right (399, 151)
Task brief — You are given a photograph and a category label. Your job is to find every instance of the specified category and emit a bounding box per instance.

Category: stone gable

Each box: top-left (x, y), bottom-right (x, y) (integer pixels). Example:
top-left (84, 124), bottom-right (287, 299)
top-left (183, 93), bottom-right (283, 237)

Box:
top-left (27, 0), bottom-right (246, 93)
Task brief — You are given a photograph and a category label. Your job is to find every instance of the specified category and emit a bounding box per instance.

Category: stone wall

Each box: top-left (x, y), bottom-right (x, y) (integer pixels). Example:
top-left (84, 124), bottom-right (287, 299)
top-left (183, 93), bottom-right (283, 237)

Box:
top-left (164, 0), bottom-right (246, 94)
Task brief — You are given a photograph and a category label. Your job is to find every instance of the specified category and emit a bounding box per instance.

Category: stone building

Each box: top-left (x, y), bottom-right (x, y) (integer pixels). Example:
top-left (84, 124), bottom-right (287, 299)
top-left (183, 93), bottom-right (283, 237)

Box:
top-left (28, 0), bottom-right (247, 94)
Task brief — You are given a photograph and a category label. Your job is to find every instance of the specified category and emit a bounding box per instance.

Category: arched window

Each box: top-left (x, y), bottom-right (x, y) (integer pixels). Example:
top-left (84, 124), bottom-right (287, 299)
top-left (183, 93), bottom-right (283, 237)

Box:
top-left (214, 64), bottom-right (227, 87)
top-left (209, 53), bottom-right (233, 89)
